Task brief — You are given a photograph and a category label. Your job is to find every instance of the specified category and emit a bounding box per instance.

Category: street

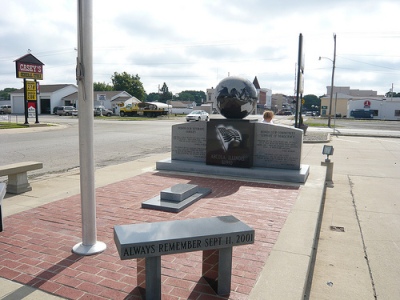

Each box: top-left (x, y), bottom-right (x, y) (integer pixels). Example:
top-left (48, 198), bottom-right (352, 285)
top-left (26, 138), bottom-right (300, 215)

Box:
top-left (1, 114), bottom-right (399, 180)
top-left (1, 115), bottom-right (180, 179)
top-left (0, 114), bottom-right (399, 299)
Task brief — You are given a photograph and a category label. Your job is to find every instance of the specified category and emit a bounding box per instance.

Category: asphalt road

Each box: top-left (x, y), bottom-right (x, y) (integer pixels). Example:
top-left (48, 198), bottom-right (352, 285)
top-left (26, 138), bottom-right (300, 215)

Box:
top-left (1, 114), bottom-right (399, 180)
top-left (1, 115), bottom-right (182, 179)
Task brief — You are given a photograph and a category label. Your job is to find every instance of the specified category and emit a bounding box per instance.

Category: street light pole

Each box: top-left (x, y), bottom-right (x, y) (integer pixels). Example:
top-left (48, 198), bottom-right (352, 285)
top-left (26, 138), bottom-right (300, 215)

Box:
top-left (328, 34), bottom-right (336, 127)
top-left (319, 33), bottom-right (336, 128)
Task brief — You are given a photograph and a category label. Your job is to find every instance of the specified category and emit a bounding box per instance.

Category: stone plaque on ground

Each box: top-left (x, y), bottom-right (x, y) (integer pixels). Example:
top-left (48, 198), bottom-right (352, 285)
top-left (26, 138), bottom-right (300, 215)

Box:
top-left (206, 119), bottom-right (254, 168)
top-left (171, 122), bottom-right (207, 162)
top-left (253, 124), bottom-right (303, 170)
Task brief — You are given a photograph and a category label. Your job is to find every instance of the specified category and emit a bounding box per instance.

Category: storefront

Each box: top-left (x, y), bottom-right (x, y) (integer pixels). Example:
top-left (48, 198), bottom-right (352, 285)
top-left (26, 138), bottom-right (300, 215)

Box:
top-left (347, 98), bottom-right (400, 120)
top-left (10, 84), bottom-right (78, 115)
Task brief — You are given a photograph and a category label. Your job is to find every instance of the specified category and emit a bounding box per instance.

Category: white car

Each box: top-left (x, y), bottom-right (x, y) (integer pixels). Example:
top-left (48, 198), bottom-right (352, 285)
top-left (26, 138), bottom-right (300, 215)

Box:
top-left (186, 110), bottom-right (209, 122)
top-left (94, 106), bottom-right (113, 117)
top-left (0, 105), bottom-right (11, 114)
top-left (57, 106), bottom-right (78, 116)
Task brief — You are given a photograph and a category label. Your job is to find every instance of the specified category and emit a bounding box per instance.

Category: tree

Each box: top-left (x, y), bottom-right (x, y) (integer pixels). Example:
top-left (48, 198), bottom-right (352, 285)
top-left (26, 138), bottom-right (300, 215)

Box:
top-left (93, 82), bottom-right (113, 91)
top-left (303, 94), bottom-right (320, 110)
top-left (146, 92), bottom-right (161, 102)
top-left (0, 88), bottom-right (17, 100)
top-left (159, 82), bottom-right (172, 103)
top-left (385, 90), bottom-right (400, 98)
top-left (176, 90), bottom-right (206, 105)
top-left (111, 72), bottom-right (146, 101)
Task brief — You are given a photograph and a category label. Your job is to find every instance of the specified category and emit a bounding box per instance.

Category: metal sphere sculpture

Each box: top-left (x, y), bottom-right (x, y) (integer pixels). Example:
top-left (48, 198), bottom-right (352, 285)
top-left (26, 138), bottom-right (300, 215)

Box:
top-left (215, 76), bottom-right (258, 119)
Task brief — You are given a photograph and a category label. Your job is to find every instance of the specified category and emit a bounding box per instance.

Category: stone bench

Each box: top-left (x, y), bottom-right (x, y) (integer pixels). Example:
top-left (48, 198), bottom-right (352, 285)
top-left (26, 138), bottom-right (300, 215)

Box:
top-left (0, 183), bottom-right (5, 231)
top-left (114, 215), bottom-right (254, 299)
top-left (0, 161), bottom-right (43, 194)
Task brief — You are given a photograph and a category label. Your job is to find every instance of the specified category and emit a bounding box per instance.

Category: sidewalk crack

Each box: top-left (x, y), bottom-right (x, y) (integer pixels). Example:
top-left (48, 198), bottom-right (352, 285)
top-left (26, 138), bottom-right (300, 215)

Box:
top-left (348, 175), bottom-right (378, 300)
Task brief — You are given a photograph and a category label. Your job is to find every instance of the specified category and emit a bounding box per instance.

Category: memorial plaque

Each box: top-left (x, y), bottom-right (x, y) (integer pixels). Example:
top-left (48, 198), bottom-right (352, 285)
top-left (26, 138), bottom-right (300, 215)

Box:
top-left (206, 119), bottom-right (254, 168)
top-left (171, 122), bottom-right (207, 162)
top-left (253, 124), bottom-right (303, 170)
top-left (114, 215), bottom-right (255, 259)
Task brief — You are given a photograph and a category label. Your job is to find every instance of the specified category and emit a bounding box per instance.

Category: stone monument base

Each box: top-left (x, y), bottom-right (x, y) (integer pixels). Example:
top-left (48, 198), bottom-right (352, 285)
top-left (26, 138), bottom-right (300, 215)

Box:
top-left (142, 183), bottom-right (212, 213)
top-left (156, 159), bottom-right (309, 183)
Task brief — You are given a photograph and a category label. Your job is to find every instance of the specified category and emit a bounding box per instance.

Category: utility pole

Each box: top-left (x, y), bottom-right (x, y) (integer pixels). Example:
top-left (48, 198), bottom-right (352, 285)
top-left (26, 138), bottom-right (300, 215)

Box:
top-left (295, 33), bottom-right (304, 128)
top-left (327, 33), bottom-right (336, 128)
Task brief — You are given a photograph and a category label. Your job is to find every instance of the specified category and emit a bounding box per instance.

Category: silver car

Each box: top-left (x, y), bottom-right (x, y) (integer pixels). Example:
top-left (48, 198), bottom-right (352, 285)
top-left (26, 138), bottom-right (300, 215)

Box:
top-left (94, 106), bottom-right (113, 117)
top-left (57, 106), bottom-right (78, 116)
top-left (186, 110), bottom-right (209, 122)
top-left (0, 105), bottom-right (11, 114)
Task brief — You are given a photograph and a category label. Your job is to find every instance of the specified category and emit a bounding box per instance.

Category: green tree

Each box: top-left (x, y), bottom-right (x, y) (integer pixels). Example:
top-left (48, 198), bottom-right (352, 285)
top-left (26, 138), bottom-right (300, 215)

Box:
top-left (111, 72), bottom-right (146, 101)
top-left (93, 82), bottom-right (113, 91)
top-left (0, 88), bottom-right (17, 100)
top-left (303, 94), bottom-right (320, 110)
top-left (146, 92), bottom-right (161, 102)
top-left (159, 82), bottom-right (172, 103)
top-left (385, 90), bottom-right (400, 98)
top-left (176, 90), bottom-right (206, 105)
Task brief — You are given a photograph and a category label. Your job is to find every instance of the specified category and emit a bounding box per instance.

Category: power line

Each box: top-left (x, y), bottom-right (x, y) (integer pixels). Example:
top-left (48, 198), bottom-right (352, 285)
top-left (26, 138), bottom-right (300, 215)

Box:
top-left (337, 55), bottom-right (400, 71)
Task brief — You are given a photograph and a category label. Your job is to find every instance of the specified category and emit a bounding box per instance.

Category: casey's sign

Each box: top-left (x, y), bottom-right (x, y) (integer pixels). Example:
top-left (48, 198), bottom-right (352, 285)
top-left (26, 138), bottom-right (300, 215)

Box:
top-left (16, 62), bottom-right (43, 79)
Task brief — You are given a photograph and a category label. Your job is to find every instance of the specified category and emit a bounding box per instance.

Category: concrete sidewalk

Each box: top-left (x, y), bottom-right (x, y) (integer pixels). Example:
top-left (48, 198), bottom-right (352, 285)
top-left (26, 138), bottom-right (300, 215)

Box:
top-left (1, 133), bottom-right (399, 299)
top-left (306, 134), bottom-right (400, 300)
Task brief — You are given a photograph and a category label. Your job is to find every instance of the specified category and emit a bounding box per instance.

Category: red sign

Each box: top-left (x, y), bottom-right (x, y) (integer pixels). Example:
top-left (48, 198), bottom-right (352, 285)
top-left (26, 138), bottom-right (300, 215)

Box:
top-left (364, 100), bottom-right (371, 107)
top-left (16, 62), bottom-right (43, 79)
top-left (28, 101), bottom-right (36, 109)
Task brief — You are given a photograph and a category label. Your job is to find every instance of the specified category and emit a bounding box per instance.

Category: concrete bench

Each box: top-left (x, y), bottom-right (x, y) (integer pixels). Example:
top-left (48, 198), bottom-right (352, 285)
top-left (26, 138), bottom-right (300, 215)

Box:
top-left (0, 161), bottom-right (43, 194)
top-left (0, 183), bottom-right (5, 231)
top-left (114, 215), bottom-right (254, 299)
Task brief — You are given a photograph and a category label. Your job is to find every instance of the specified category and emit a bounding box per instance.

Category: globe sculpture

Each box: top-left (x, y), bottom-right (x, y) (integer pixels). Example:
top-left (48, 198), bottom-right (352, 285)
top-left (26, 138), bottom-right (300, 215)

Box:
top-left (215, 76), bottom-right (258, 119)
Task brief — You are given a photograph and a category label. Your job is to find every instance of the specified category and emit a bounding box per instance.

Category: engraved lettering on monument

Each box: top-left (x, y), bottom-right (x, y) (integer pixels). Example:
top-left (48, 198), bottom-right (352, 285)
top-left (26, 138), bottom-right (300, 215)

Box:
top-left (253, 123), bottom-right (303, 169)
top-left (118, 230), bottom-right (255, 259)
top-left (171, 122), bottom-right (207, 162)
top-left (121, 232), bottom-right (254, 259)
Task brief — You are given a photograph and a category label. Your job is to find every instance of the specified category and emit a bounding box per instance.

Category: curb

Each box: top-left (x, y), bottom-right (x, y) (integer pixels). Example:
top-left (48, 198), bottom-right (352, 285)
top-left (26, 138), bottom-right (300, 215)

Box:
top-left (303, 132), bottom-right (331, 143)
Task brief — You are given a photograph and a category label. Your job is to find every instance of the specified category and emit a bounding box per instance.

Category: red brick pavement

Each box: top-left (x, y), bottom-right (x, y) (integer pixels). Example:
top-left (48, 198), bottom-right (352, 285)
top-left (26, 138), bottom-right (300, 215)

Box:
top-left (0, 172), bottom-right (299, 299)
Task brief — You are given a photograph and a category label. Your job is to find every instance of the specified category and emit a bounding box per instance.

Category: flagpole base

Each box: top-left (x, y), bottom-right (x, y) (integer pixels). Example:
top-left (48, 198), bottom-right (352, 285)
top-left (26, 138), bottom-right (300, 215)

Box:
top-left (72, 241), bottom-right (106, 256)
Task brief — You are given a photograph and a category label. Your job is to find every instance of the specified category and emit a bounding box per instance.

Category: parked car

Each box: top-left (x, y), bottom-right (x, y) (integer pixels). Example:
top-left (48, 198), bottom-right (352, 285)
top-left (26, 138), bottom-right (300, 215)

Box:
top-left (0, 105), bottom-right (11, 114)
top-left (57, 106), bottom-right (78, 116)
top-left (350, 110), bottom-right (373, 119)
top-left (94, 106), bottom-right (113, 117)
top-left (186, 110), bottom-right (209, 122)
top-left (53, 106), bottom-right (64, 114)
top-left (277, 110), bottom-right (293, 115)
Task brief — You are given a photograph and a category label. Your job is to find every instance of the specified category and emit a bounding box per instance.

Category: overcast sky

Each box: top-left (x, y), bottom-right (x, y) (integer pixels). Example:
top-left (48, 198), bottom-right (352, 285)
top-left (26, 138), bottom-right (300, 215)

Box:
top-left (1, 0), bottom-right (399, 97)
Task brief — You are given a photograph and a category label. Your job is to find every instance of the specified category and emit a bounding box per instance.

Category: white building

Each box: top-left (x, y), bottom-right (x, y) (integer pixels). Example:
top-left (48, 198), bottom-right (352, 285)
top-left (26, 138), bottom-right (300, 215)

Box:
top-left (320, 86), bottom-right (382, 117)
top-left (347, 98), bottom-right (400, 120)
top-left (10, 85), bottom-right (132, 115)
top-left (64, 91), bottom-right (132, 114)
top-left (10, 84), bottom-right (78, 114)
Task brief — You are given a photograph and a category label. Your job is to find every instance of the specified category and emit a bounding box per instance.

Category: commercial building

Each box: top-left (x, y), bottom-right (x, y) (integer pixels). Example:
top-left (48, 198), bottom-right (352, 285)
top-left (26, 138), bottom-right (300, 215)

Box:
top-left (347, 98), bottom-right (400, 120)
top-left (10, 84), bottom-right (77, 114)
top-left (9, 85), bottom-right (131, 115)
top-left (320, 86), bottom-right (400, 120)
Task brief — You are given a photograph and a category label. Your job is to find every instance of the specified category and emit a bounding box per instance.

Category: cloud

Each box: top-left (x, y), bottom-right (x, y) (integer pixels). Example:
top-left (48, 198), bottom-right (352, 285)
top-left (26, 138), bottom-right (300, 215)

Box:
top-left (1, 0), bottom-right (399, 97)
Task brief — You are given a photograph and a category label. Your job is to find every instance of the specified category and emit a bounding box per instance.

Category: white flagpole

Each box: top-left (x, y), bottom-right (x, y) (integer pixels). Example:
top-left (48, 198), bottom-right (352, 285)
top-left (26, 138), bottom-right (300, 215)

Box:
top-left (73, 0), bottom-right (106, 255)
